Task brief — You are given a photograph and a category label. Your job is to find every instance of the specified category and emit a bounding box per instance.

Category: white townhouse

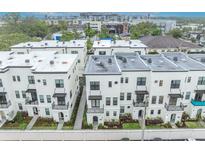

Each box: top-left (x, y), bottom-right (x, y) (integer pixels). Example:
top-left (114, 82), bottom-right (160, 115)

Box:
top-left (10, 40), bottom-right (87, 76)
top-left (0, 51), bottom-right (80, 123)
top-left (92, 40), bottom-right (147, 56)
top-left (84, 52), bottom-right (205, 126)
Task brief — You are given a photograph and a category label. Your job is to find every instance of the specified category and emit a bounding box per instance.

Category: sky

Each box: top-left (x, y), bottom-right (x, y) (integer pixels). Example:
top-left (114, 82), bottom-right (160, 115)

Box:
top-left (0, 12), bottom-right (205, 18)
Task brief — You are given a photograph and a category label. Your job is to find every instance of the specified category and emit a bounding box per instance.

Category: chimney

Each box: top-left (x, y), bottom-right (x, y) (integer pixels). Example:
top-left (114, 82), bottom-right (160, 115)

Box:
top-left (25, 59), bottom-right (30, 63)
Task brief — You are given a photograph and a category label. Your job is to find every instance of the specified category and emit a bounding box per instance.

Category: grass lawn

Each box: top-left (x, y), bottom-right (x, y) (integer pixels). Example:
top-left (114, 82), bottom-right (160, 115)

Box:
top-left (146, 124), bottom-right (162, 129)
top-left (185, 121), bottom-right (204, 128)
top-left (62, 122), bottom-right (73, 130)
top-left (0, 112), bottom-right (32, 130)
top-left (32, 118), bottom-right (57, 130)
top-left (122, 122), bottom-right (141, 129)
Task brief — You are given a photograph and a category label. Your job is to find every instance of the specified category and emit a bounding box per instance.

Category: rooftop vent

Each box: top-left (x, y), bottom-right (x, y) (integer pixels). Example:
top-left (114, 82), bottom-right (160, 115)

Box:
top-left (50, 60), bottom-right (54, 65)
top-left (0, 61), bottom-right (2, 65)
top-left (173, 57), bottom-right (178, 62)
top-left (96, 61), bottom-right (105, 68)
top-left (27, 43), bottom-right (31, 46)
top-left (25, 59), bottom-right (30, 63)
top-left (97, 41), bottom-right (100, 45)
top-left (201, 58), bottom-right (205, 62)
top-left (129, 41), bottom-right (132, 44)
top-left (45, 42), bottom-right (48, 46)
top-left (62, 61), bottom-right (68, 64)
top-left (108, 58), bottom-right (112, 64)
top-left (148, 58), bottom-right (152, 63)
top-left (73, 41), bottom-right (76, 44)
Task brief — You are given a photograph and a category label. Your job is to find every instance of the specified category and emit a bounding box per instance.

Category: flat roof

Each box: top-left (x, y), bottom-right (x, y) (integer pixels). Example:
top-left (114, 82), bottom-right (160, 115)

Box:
top-left (84, 55), bottom-right (121, 75)
top-left (188, 54), bottom-right (205, 66)
top-left (11, 40), bottom-right (86, 48)
top-left (0, 51), bottom-right (78, 73)
top-left (93, 40), bottom-right (147, 48)
top-left (163, 52), bottom-right (205, 71)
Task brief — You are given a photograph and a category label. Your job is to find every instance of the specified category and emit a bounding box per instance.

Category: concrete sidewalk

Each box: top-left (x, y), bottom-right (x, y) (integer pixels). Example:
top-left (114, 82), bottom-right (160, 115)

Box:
top-left (57, 121), bottom-right (64, 130)
top-left (26, 115), bottom-right (38, 130)
top-left (73, 86), bottom-right (86, 130)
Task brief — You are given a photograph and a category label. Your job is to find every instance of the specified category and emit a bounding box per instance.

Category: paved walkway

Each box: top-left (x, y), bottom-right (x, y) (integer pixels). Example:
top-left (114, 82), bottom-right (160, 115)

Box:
top-left (74, 86), bottom-right (86, 130)
top-left (0, 119), bottom-right (6, 128)
top-left (26, 115), bottom-right (38, 130)
top-left (57, 121), bottom-right (64, 130)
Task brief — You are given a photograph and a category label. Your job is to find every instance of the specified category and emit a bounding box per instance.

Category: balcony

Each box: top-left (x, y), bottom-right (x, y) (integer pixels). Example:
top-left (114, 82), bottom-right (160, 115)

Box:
top-left (164, 103), bottom-right (184, 111)
top-left (133, 100), bottom-right (148, 107)
top-left (25, 98), bottom-right (38, 105)
top-left (87, 107), bottom-right (104, 113)
top-left (0, 101), bottom-right (11, 109)
top-left (52, 102), bottom-right (69, 110)
top-left (191, 99), bottom-right (205, 106)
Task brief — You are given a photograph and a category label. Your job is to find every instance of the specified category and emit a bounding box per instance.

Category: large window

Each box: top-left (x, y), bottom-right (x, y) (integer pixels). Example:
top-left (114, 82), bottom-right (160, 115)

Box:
top-left (55, 79), bottom-right (64, 88)
top-left (46, 95), bottom-right (51, 103)
top-left (90, 81), bottom-right (100, 90)
top-left (22, 91), bottom-right (26, 99)
top-left (17, 76), bottom-right (21, 82)
top-left (151, 96), bottom-right (157, 104)
top-left (39, 95), bottom-right (44, 103)
top-left (137, 77), bottom-right (146, 86)
top-left (136, 94), bottom-right (144, 103)
top-left (99, 51), bottom-right (106, 55)
top-left (198, 77), bottom-right (205, 85)
top-left (108, 81), bottom-right (112, 87)
top-left (185, 92), bottom-right (191, 100)
top-left (91, 100), bottom-right (100, 108)
top-left (45, 108), bottom-right (50, 115)
top-left (106, 97), bottom-right (111, 106)
top-left (127, 93), bottom-right (132, 100)
top-left (57, 96), bottom-right (65, 105)
top-left (158, 96), bottom-right (164, 104)
top-left (28, 76), bottom-right (35, 84)
top-left (43, 79), bottom-right (47, 85)
top-left (15, 91), bottom-right (20, 99)
top-left (113, 97), bottom-right (118, 106)
top-left (170, 80), bottom-right (180, 89)
top-left (0, 79), bottom-right (3, 87)
top-left (120, 106), bottom-right (125, 113)
top-left (120, 93), bottom-right (124, 100)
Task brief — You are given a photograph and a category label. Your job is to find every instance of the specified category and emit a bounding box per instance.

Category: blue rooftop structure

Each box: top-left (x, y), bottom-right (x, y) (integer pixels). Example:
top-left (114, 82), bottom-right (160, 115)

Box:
top-left (191, 99), bottom-right (205, 106)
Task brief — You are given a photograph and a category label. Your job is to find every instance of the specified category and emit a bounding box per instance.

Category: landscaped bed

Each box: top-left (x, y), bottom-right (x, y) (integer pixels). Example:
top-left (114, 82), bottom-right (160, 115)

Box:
top-left (32, 118), bottom-right (57, 130)
top-left (122, 122), bottom-right (141, 129)
top-left (1, 112), bottom-right (32, 130)
top-left (145, 118), bottom-right (172, 129)
top-left (185, 121), bottom-right (204, 128)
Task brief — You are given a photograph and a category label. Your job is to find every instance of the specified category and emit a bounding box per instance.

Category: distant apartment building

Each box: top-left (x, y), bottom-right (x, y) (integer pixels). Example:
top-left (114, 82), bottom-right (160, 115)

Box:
top-left (84, 52), bottom-right (205, 126)
top-left (10, 40), bottom-right (87, 75)
top-left (139, 36), bottom-right (204, 53)
top-left (92, 40), bottom-right (147, 55)
top-left (0, 51), bottom-right (80, 122)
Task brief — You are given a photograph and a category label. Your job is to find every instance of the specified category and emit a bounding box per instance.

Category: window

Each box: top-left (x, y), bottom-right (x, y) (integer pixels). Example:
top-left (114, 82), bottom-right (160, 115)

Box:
top-left (120, 93), bottom-right (124, 100)
top-left (113, 111), bottom-right (117, 116)
top-left (71, 51), bottom-right (78, 54)
top-left (22, 91), bottom-right (26, 98)
top-left (57, 97), bottom-right (65, 105)
top-left (39, 95), bottom-right (44, 103)
top-left (43, 79), bottom-right (47, 85)
top-left (158, 110), bottom-right (161, 115)
top-left (55, 79), bottom-right (64, 88)
top-left (137, 77), bottom-right (146, 86)
top-left (106, 97), bottom-right (111, 106)
top-left (125, 77), bottom-right (128, 83)
top-left (46, 95), bottom-right (51, 103)
top-left (185, 92), bottom-right (191, 100)
top-left (91, 100), bottom-right (100, 107)
top-left (150, 110), bottom-right (154, 115)
top-left (106, 111), bottom-right (109, 116)
top-left (90, 81), bottom-right (100, 90)
top-left (18, 103), bottom-right (23, 110)
top-left (120, 77), bottom-right (123, 83)
top-left (187, 77), bottom-right (191, 83)
top-left (45, 108), bottom-right (50, 115)
top-left (159, 80), bottom-right (163, 86)
top-left (113, 97), bottom-right (118, 105)
top-left (170, 80), bottom-right (180, 89)
top-left (108, 81), bottom-right (112, 87)
top-left (15, 91), bottom-right (20, 98)
top-left (198, 77), bottom-right (205, 85)
top-left (169, 97), bottom-right (177, 106)
top-left (0, 79), bottom-right (3, 87)
top-left (70, 90), bottom-right (72, 99)
top-left (28, 76), bottom-right (35, 84)
top-left (136, 94), bottom-right (144, 103)
top-left (158, 96), bottom-right (164, 104)
top-left (12, 76), bottom-right (16, 82)
top-left (17, 76), bottom-right (20, 82)
top-left (127, 93), bottom-right (132, 100)
top-left (152, 96), bottom-right (157, 104)
top-left (120, 106), bottom-right (125, 113)
top-left (99, 51), bottom-right (106, 55)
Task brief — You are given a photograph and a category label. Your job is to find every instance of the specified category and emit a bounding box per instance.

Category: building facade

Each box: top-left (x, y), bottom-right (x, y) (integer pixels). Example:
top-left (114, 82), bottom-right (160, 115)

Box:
top-left (0, 51), bottom-right (80, 123)
top-left (84, 52), bottom-right (205, 126)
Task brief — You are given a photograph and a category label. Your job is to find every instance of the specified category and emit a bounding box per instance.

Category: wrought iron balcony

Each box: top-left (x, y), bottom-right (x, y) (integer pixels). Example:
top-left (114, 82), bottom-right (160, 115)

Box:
top-left (164, 103), bottom-right (184, 111)
top-left (133, 100), bottom-right (148, 107)
top-left (52, 102), bottom-right (69, 110)
top-left (87, 107), bottom-right (104, 113)
top-left (25, 98), bottom-right (38, 105)
top-left (0, 101), bottom-right (11, 109)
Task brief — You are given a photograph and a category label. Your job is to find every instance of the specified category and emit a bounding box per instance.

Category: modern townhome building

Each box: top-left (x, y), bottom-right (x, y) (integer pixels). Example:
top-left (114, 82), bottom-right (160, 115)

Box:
top-left (0, 51), bottom-right (79, 123)
top-left (92, 40), bottom-right (147, 55)
top-left (139, 36), bottom-right (204, 53)
top-left (10, 40), bottom-right (87, 75)
top-left (84, 51), bottom-right (205, 126)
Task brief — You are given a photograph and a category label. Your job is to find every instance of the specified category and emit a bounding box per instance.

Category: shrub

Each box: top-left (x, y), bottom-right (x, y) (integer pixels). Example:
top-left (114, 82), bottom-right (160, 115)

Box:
top-left (145, 118), bottom-right (163, 125)
top-left (104, 121), bottom-right (122, 129)
top-left (98, 124), bottom-right (104, 129)
top-left (176, 121), bottom-right (186, 128)
top-left (162, 122), bottom-right (172, 128)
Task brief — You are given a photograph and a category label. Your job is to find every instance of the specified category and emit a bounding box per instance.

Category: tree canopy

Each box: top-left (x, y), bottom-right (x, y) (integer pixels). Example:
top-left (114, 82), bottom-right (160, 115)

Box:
top-left (169, 28), bottom-right (183, 38)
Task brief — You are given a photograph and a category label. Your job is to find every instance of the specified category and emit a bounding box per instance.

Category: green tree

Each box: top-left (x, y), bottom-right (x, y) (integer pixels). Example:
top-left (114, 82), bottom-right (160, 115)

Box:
top-left (84, 24), bottom-right (97, 38)
top-left (169, 28), bottom-right (182, 38)
top-left (61, 31), bottom-right (75, 41)
top-left (58, 21), bottom-right (68, 31)
top-left (98, 26), bottom-right (111, 39)
top-left (87, 38), bottom-right (93, 51)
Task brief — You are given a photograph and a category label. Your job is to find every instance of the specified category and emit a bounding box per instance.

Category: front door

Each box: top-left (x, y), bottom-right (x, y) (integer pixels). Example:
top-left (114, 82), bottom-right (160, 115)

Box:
top-left (170, 114), bottom-right (176, 123)
top-left (33, 107), bottom-right (38, 115)
top-left (58, 112), bottom-right (64, 121)
top-left (93, 116), bottom-right (98, 125)
top-left (195, 93), bottom-right (203, 101)
top-left (138, 110), bottom-right (143, 118)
